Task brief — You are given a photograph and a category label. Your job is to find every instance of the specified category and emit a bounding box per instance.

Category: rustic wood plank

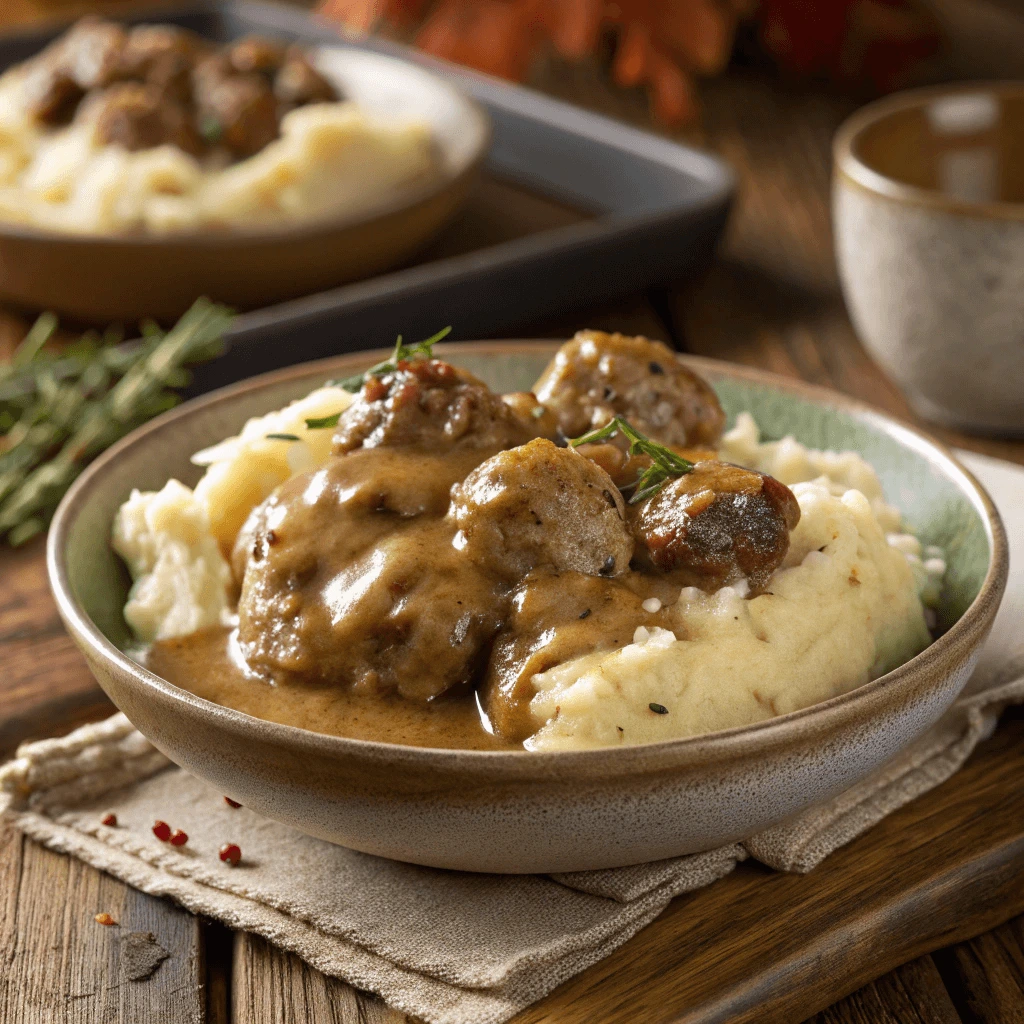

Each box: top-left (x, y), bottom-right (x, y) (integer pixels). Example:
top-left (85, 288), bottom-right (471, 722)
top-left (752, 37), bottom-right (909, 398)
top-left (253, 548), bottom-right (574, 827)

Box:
top-left (804, 955), bottom-right (962, 1024)
top-left (203, 921), bottom-right (233, 1024)
top-left (933, 918), bottom-right (1024, 1023)
top-left (232, 931), bottom-right (411, 1024)
top-left (0, 833), bottom-right (204, 1022)
top-left (0, 538), bottom-right (113, 760)
top-left (509, 709), bottom-right (1024, 1024)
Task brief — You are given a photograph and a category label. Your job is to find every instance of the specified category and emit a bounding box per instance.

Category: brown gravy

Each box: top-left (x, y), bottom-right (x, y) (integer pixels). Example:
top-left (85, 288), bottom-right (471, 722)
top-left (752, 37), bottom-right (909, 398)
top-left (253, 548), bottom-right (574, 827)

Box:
top-left (146, 626), bottom-right (516, 750)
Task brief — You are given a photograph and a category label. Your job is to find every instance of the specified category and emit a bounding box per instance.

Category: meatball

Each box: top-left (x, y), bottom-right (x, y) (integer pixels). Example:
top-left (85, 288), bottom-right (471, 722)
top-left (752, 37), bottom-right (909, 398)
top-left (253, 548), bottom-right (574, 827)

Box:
top-left (534, 330), bottom-right (726, 447)
top-left (333, 360), bottom-right (534, 455)
top-left (120, 26), bottom-right (208, 105)
top-left (60, 18), bottom-right (129, 91)
top-left (226, 36), bottom-right (287, 77)
top-left (235, 458), bottom-right (504, 701)
top-left (274, 50), bottom-right (339, 108)
top-left (194, 71), bottom-right (279, 157)
top-left (449, 438), bottom-right (634, 580)
top-left (93, 83), bottom-right (202, 155)
top-left (481, 570), bottom-right (676, 740)
top-left (24, 18), bottom-right (127, 125)
top-left (629, 461), bottom-right (800, 592)
top-left (23, 63), bottom-right (83, 125)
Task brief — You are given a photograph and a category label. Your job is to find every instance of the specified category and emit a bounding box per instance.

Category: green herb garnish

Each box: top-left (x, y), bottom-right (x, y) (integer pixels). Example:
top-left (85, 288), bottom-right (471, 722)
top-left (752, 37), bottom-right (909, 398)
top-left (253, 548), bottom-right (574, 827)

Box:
top-left (265, 433), bottom-right (299, 442)
top-left (649, 702), bottom-right (669, 715)
top-left (199, 114), bottom-right (223, 145)
top-left (0, 298), bottom-right (233, 546)
top-left (570, 416), bottom-right (694, 504)
top-left (330, 326), bottom-right (453, 395)
top-left (306, 326), bottom-right (453, 429)
top-left (304, 412), bottom-right (342, 430)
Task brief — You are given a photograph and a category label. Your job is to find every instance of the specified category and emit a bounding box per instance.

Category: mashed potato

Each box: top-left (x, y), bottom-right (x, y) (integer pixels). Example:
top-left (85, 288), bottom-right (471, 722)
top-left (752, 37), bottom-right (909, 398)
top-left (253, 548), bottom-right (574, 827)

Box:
top-left (113, 394), bottom-right (945, 746)
top-left (0, 66), bottom-right (434, 235)
top-left (191, 384), bottom-right (354, 555)
top-left (527, 482), bottom-right (930, 750)
top-left (114, 384), bottom-right (353, 639)
top-left (113, 479), bottom-right (232, 643)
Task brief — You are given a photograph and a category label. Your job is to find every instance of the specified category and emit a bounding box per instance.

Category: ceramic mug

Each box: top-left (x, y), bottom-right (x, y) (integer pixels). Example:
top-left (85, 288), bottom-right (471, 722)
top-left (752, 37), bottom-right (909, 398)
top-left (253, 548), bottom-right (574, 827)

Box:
top-left (833, 83), bottom-right (1024, 436)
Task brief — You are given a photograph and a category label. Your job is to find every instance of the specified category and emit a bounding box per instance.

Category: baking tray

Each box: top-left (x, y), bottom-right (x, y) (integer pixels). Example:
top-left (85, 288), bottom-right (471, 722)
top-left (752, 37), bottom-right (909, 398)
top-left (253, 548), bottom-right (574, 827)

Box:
top-left (0, 2), bottom-right (735, 392)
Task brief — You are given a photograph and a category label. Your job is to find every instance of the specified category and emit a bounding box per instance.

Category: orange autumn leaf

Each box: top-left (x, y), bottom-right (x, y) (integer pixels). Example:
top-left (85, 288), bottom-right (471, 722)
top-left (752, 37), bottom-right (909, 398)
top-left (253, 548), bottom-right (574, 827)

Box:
top-left (318, 0), bottom-right (941, 125)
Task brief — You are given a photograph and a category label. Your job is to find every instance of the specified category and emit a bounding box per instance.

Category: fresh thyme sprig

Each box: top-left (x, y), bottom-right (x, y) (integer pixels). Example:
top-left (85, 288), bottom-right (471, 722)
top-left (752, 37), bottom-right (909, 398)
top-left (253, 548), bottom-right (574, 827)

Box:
top-left (303, 326), bottom-right (453, 430)
top-left (0, 298), bottom-right (233, 546)
top-left (570, 416), bottom-right (694, 504)
top-left (332, 326), bottom-right (453, 395)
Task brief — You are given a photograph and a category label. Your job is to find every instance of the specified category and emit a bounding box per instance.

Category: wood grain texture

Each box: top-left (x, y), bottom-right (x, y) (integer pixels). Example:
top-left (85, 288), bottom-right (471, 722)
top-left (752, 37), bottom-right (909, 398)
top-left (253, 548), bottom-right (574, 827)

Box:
top-left (0, 535), bottom-right (113, 760)
top-left (232, 932), bottom-right (410, 1024)
top-left (0, 823), bottom-right (204, 1023)
top-left (509, 709), bottom-right (1024, 1024)
top-left (934, 920), bottom-right (1024, 1023)
top-left (805, 956), bottom-right (963, 1024)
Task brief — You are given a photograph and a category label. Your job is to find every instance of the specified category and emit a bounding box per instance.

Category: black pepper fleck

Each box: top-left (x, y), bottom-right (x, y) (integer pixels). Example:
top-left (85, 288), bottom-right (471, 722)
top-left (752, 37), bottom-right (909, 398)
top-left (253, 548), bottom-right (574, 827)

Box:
top-left (599, 555), bottom-right (616, 576)
top-left (649, 703), bottom-right (669, 715)
top-left (649, 361), bottom-right (664, 375)
top-left (579, 608), bottom-right (592, 619)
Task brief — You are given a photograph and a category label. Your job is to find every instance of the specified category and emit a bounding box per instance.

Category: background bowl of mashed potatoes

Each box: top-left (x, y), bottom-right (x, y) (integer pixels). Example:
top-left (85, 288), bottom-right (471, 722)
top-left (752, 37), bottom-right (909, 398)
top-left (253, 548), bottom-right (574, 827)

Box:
top-left (46, 343), bottom-right (1007, 873)
top-left (0, 17), bottom-right (489, 321)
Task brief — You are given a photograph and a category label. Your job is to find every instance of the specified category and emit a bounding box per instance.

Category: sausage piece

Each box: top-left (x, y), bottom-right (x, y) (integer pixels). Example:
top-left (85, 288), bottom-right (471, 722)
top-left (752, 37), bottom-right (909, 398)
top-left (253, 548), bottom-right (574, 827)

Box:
top-left (629, 461), bottom-right (800, 592)
top-left (534, 330), bottom-right (726, 447)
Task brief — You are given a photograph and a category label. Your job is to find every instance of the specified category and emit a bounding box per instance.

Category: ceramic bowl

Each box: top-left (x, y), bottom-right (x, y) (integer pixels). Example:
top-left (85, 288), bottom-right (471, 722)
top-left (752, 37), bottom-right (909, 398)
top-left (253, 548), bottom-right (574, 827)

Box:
top-left (833, 83), bottom-right (1024, 436)
top-left (47, 343), bottom-right (1008, 873)
top-left (0, 45), bottom-right (489, 323)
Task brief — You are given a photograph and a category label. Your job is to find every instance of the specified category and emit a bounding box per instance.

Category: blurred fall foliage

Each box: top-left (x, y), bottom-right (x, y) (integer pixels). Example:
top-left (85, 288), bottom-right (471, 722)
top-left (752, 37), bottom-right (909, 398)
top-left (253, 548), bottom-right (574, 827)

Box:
top-left (318, 0), bottom-right (940, 124)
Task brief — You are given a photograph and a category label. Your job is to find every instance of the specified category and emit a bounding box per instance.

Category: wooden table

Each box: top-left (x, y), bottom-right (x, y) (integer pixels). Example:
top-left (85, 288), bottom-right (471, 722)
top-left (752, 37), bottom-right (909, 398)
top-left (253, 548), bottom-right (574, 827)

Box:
top-left (2, 18), bottom-right (1024, 1023)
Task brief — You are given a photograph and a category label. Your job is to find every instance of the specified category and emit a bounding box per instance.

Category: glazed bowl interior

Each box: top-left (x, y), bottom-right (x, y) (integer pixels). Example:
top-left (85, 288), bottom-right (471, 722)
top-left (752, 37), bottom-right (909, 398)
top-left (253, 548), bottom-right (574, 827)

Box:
top-left (836, 82), bottom-right (1024, 215)
top-left (64, 344), bottom-right (993, 671)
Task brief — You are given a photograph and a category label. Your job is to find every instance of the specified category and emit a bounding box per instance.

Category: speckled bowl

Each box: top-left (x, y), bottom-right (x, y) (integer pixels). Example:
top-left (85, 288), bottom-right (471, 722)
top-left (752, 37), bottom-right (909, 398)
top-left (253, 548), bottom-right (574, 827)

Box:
top-left (47, 343), bottom-right (1008, 873)
top-left (833, 83), bottom-right (1024, 436)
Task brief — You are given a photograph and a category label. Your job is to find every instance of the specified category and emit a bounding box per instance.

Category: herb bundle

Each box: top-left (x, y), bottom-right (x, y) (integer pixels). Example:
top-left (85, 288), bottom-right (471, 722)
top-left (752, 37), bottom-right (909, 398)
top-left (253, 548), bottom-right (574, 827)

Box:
top-left (570, 416), bottom-right (694, 503)
top-left (0, 297), bottom-right (233, 546)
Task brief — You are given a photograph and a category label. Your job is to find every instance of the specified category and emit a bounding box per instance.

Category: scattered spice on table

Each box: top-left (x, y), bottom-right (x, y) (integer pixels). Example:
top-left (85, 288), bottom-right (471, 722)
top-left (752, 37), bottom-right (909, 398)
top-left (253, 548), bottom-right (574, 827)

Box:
top-left (219, 843), bottom-right (242, 866)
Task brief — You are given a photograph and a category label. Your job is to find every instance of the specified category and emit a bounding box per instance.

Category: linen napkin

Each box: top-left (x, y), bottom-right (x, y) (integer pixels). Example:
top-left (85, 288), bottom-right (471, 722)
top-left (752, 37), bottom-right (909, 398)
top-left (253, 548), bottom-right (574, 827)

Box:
top-left (2, 450), bottom-right (1022, 1024)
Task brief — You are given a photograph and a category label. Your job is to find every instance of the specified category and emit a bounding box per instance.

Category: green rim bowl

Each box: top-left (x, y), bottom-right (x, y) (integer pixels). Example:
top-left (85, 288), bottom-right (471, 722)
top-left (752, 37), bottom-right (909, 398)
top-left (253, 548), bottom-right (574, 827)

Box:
top-left (47, 342), bottom-right (1008, 873)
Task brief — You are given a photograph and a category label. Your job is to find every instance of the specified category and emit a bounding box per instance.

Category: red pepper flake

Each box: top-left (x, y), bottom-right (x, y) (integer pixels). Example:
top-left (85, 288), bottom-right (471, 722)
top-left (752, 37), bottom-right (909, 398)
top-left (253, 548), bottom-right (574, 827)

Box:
top-left (219, 843), bottom-right (242, 866)
top-left (152, 820), bottom-right (172, 842)
top-left (224, 797), bottom-right (242, 808)
top-left (169, 829), bottom-right (189, 847)
top-left (101, 813), bottom-right (117, 827)
top-left (95, 912), bottom-right (117, 926)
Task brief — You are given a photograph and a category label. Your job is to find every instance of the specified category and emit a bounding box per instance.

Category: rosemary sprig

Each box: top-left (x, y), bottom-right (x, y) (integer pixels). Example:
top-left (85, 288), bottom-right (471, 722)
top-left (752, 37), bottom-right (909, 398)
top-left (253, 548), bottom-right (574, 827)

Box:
top-left (305, 326), bottom-right (453, 430)
top-left (330, 326), bottom-right (453, 395)
top-left (570, 416), bottom-right (694, 504)
top-left (0, 298), bottom-right (233, 545)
